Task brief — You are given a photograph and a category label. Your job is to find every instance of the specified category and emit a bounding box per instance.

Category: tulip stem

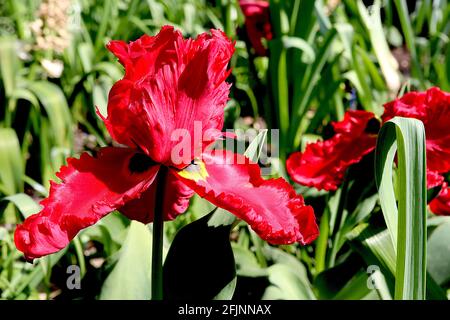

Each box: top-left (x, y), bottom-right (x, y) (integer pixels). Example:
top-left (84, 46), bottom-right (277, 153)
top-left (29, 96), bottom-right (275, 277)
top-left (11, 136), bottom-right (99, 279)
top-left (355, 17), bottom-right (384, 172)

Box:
top-left (152, 166), bottom-right (167, 300)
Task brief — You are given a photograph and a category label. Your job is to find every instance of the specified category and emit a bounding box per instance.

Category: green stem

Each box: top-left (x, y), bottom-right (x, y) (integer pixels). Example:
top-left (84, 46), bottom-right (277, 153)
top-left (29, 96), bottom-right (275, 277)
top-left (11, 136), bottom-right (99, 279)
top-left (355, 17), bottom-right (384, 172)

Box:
top-left (8, 0), bottom-right (26, 40)
top-left (328, 172), bottom-right (350, 267)
top-left (95, 0), bottom-right (113, 52)
top-left (152, 166), bottom-right (167, 300)
top-left (314, 197), bottom-right (330, 275)
top-left (249, 229), bottom-right (267, 268)
top-left (393, 0), bottom-right (424, 88)
top-left (224, 0), bottom-right (233, 37)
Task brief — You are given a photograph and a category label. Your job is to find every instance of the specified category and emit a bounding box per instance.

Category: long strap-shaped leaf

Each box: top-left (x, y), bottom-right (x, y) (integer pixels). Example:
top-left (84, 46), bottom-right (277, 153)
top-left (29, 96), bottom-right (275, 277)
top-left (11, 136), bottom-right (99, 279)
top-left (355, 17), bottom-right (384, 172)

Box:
top-left (375, 117), bottom-right (427, 300)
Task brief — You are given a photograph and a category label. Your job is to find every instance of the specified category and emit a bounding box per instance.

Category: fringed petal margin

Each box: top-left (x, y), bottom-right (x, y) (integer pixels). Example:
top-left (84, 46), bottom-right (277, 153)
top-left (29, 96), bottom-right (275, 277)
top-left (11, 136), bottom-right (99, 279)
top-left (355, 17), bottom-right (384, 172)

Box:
top-left (175, 149), bottom-right (319, 245)
top-left (14, 147), bottom-right (159, 260)
top-left (287, 111), bottom-right (378, 191)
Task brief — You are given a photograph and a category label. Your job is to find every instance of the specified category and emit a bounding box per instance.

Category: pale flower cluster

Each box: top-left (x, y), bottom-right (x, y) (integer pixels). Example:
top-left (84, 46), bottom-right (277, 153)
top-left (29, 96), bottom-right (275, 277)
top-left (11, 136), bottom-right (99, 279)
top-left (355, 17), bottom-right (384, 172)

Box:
top-left (29, 0), bottom-right (71, 54)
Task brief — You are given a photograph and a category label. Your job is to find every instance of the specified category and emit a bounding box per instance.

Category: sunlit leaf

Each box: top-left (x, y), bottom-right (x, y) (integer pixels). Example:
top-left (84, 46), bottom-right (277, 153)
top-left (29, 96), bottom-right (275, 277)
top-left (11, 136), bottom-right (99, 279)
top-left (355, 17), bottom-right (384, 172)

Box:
top-left (100, 221), bottom-right (153, 300)
top-left (375, 117), bottom-right (427, 299)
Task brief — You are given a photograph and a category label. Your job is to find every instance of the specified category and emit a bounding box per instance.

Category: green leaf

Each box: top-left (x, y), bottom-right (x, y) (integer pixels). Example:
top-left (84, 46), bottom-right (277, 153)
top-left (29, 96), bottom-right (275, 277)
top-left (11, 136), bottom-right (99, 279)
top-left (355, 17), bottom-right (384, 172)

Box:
top-left (280, 36), bottom-right (315, 63)
top-left (269, 37), bottom-right (289, 158)
top-left (0, 129), bottom-right (23, 195)
top-left (262, 247), bottom-right (315, 300)
top-left (357, 0), bottom-right (401, 92)
top-left (231, 243), bottom-right (268, 277)
top-left (93, 77), bottom-right (113, 117)
top-left (262, 264), bottom-right (316, 300)
top-left (332, 270), bottom-right (373, 300)
top-left (336, 194), bottom-right (379, 251)
top-left (314, 253), bottom-right (368, 299)
top-left (349, 224), bottom-right (447, 300)
top-left (2, 193), bottom-right (41, 219)
top-left (263, 246), bottom-right (310, 284)
top-left (350, 226), bottom-right (396, 275)
top-left (27, 81), bottom-right (73, 148)
top-left (393, 0), bottom-right (424, 86)
top-left (100, 221), bottom-right (153, 300)
top-left (78, 42), bottom-right (94, 73)
top-left (290, 27), bottom-right (337, 150)
top-left (375, 117), bottom-right (427, 300)
top-left (427, 221), bottom-right (450, 286)
top-left (4, 249), bottom-right (67, 299)
top-left (213, 277), bottom-right (237, 300)
top-left (163, 210), bottom-right (236, 300)
top-left (0, 37), bottom-right (19, 97)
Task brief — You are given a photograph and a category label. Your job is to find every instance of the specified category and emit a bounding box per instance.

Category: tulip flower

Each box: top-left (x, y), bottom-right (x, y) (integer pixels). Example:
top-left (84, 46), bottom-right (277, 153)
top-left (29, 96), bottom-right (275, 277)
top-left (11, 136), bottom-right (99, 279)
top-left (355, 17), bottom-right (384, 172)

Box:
top-left (239, 0), bottom-right (273, 56)
top-left (15, 26), bottom-right (318, 260)
top-left (286, 110), bottom-right (379, 191)
top-left (287, 87), bottom-right (450, 215)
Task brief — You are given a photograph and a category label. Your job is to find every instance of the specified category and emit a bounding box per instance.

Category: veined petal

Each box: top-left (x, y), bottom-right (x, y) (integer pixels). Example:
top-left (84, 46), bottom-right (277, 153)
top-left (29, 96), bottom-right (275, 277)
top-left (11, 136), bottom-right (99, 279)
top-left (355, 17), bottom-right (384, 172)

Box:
top-left (119, 168), bottom-right (194, 223)
top-left (287, 110), bottom-right (378, 191)
top-left (429, 183), bottom-right (450, 216)
top-left (14, 147), bottom-right (159, 260)
top-left (175, 150), bottom-right (318, 245)
top-left (103, 26), bottom-right (235, 168)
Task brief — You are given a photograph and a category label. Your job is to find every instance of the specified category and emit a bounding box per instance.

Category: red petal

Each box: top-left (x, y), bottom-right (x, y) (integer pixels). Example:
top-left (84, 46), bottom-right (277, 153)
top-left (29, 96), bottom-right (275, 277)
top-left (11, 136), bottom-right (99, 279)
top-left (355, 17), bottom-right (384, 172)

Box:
top-left (287, 110), bottom-right (378, 191)
top-left (427, 170), bottom-right (445, 189)
top-left (383, 87), bottom-right (450, 185)
top-left (421, 88), bottom-right (450, 174)
top-left (118, 169), bottom-right (194, 223)
top-left (175, 150), bottom-right (318, 245)
top-left (239, 0), bottom-right (273, 56)
top-left (103, 26), bottom-right (235, 168)
top-left (382, 90), bottom-right (428, 123)
top-left (430, 183), bottom-right (450, 216)
top-left (14, 148), bottom-right (159, 260)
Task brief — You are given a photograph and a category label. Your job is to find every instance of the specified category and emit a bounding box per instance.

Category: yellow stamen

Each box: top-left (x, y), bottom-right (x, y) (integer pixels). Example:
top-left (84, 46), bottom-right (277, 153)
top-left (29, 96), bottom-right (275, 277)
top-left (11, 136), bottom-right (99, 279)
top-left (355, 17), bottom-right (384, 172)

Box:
top-left (178, 160), bottom-right (209, 182)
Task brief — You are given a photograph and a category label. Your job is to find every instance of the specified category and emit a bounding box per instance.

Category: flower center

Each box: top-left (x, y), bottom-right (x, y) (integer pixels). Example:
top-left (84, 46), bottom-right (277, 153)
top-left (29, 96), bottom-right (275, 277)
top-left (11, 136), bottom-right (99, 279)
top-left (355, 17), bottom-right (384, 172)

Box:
top-left (128, 153), bottom-right (157, 173)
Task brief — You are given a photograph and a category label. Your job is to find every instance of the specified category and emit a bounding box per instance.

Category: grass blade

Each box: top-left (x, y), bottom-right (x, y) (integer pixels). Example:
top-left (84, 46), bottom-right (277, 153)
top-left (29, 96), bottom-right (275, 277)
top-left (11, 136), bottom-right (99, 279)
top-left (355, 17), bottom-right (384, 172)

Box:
top-left (393, 0), bottom-right (425, 86)
top-left (0, 129), bottom-right (23, 195)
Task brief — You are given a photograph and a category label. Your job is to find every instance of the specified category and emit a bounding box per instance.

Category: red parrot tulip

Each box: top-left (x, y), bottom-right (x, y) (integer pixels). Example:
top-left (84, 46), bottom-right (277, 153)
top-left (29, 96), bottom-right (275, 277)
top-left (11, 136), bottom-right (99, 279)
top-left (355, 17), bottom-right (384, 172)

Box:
top-left (382, 87), bottom-right (450, 189)
top-left (287, 110), bottom-right (379, 191)
top-left (239, 0), bottom-right (273, 56)
top-left (14, 26), bottom-right (318, 260)
top-left (287, 87), bottom-right (450, 215)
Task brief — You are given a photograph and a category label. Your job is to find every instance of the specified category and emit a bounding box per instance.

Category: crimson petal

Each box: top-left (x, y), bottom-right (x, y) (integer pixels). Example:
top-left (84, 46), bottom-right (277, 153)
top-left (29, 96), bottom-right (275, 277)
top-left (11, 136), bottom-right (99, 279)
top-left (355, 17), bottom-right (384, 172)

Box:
top-left (429, 183), bottom-right (450, 216)
top-left (383, 88), bottom-right (450, 189)
top-left (239, 0), bottom-right (273, 56)
top-left (14, 147), bottom-right (159, 260)
top-left (102, 26), bottom-right (235, 168)
top-left (382, 90), bottom-right (428, 122)
top-left (175, 150), bottom-right (318, 245)
top-left (427, 171), bottom-right (445, 189)
top-left (287, 110), bottom-right (378, 191)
